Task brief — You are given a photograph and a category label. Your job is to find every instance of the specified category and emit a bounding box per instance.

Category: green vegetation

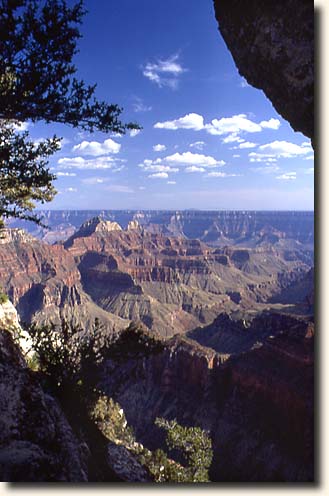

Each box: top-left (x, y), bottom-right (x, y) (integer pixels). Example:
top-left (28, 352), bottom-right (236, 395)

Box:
top-left (139, 418), bottom-right (213, 482)
top-left (0, 292), bottom-right (9, 304)
top-left (25, 319), bottom-right (213, 482)
top-left (0, 0), bottom-right (139, 225)
top-left (25, 318), bottom-right (112, 396)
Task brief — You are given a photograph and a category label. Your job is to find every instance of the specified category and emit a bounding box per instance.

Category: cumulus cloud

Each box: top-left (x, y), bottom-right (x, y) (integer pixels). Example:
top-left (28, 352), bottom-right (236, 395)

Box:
top-left (12, 121), bottom-right (30, 132)
top-left (250, 140), bottom-right (314, 160)
top-left (164, 151), bottom-right (225, 168)
top-left (65, 187), bottom-right (77, 192)
top-left (259, 118), bottom-right (281, 130)
top-left (129, 129), bottom-right (141, 138)
top-left (185, 166), bottom-right (206, 173)
top-left (233, 154), bottom-right (241, 158)
top-left (238, 141), bottom-right (257, 149)
top-left (222, 133), bottom-right (245, 144)
top-left (148, 172), bottom-right (169, 179)
top-left (205, 114), bottom-right (279, 136)
top-left (72, 138), bottom-right (121, 156)
top-left (81, 177), bottom-right (109, 185)
top-left (154, 113), bottom-right (281, 138)
top-left (139, 163), bottom-right (179, 173)
top-left (56, 172), bottom-right (77, 177)
top-left (276, 172), bottom-right (297, 180)
top-left (167, 181), bottom-right (176, 185)
top-left (206, 172), bottom-right (240, 178)
top-left (154, 113), bottom-right (204, 131)
top-left (189, 141), bottom-right (205, 150)
top-left (58, 156), bottom-right (119, 169)
top-left (153, 144), bottom-right (167, 152)
top-left (142, 54), bottom-right (186, 89)
top-left (251, 165), bottom-right (281, 174)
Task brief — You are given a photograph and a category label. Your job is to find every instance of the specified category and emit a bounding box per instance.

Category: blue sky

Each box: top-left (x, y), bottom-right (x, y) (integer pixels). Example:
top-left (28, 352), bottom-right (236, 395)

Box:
top-left (24, 0), bottom-right (314, 210)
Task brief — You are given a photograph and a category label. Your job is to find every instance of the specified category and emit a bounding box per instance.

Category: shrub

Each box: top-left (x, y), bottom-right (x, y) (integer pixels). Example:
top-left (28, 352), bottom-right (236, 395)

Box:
top-left (0, 292), bottom-right (9, 304)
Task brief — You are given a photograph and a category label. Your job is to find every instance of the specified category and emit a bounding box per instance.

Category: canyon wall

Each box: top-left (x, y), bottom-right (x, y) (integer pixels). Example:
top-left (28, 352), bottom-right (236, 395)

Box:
top-left (7, 210), bottom-right (314, 247)
top-left (213, 0), bottom-right (314, 142)
top-left (101, 314), bottom-right (314, 481)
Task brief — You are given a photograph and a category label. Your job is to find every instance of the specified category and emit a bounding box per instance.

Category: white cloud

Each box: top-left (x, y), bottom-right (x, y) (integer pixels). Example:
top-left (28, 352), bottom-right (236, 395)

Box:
top-left (154, 113), bottom-right (204, 131)
top-left (72, 138), bottom-right (121, 156)
top-left (189, 141), bottom-right (205, 150)
top-left (238, 141), bottom-right (257, 149)
top-left (239, 77), bottom-right (250, 88)
top-left (276, 172), bottom-right (297, 180)
top-left (81, 177), bottom-right (109, 185)
top-left (148, 172), bottom-right (169, 179)
top-left (167, 181), bottom-right (176, 185)
top-left (58, 156), bottom-right (119, 169)
top-left (12, 121), bottom-right (29, 132)
top-left (206, 114), bottom-right (262, 135)
top-left (139, 163), bottom-right (179, 173)
top-left (304, 167), bottom-right (314, 174)
top-left (222, 133), bottom-right (244, 144)
top-left (104, 184), bottom-right (134, 193)
top-left (56, 172), bottom-right (77, 177)
top-left (185, 166), bottom-right (206, 173)
top-left (303, 155), bottom-right (314, 160)
top-left (259, 118), bottom-right (281, 130)
top-left (251, 140), bottom-right (314, 159)
top-left (164, 151), bottom-right (225, 167)
top-left (154, 113), bottom-right (281, 139)
top-left (142, 54), bottom-right (186, 89)
top-left (153, 144), bottom-right (167, 152)
top-left (129, 129), bottom-right (141, 138)
top-left (132, 97), bottom-right (152, 113)
top-left (65, 187), bottom-right (77, 192)
top-left (251, 165), bottom-right (281, 174)
top-left (139, 186), bottom-right (146, 190)
top-left (233, 154), bottom-right (241, 158)
top-left (206, 172), bottom-right (240, 178)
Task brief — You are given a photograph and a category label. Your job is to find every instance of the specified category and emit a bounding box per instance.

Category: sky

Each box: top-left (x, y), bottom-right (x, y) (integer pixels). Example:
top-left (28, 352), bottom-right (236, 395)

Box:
top-left (23, 0), bottom-right (314, 211)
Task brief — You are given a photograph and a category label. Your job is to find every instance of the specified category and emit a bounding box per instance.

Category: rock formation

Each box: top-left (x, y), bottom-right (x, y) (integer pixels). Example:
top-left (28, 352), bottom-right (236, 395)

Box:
top-left (7, 210), bottom-right (314, 246)
top-left (0, 229), bottom-right (128, 333)
top-left (101, 313), bottom-right (314, 481)
top-left (63, 223), bottom-right (312, 336)
top-left (213, 0), bottom-right (314, 143)
top-left (0, 327), bottom-right (88, 481)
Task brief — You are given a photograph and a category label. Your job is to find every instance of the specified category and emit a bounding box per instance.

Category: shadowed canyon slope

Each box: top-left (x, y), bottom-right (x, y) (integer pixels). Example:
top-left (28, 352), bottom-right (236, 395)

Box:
top-left (100, 314), bottom-right (314, 482)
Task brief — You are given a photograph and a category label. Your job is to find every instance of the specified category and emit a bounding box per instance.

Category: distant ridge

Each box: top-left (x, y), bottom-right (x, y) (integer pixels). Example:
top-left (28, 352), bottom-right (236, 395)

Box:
top-left (6, 210), bottom-right (314, 246)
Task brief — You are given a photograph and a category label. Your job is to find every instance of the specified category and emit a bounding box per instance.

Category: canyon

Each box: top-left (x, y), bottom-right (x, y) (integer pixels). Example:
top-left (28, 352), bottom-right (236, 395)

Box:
top-left (0, 211), bottom-right (314, 480)
top-left (0, 213), bottom-right (313, 337)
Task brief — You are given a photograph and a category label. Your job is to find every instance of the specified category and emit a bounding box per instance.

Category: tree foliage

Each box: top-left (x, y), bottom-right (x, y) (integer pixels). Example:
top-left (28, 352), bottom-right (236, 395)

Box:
top-left (0, 0), bottom-right (139, 225)
top-left (25, 317), bottom-right (112, 396)
top-left (25, 319), bottom-right (214, 482)
top-left (0, 121), bottom-right (59, 223)
top-left (0, 0), bottom-right (139, 133)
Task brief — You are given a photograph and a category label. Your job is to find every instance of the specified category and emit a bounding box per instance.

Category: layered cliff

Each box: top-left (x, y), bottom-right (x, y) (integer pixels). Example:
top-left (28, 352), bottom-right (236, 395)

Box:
top-left (213, 0), bottom-right (314, 142)
top-left (7, 210), bottom-right (314, 247)
top-left (63, 218), bottom-right (312, 336)
top-left (100, 313), bottom-right (314, 481)
top-left (0, 229), bottom-right (128, 333)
